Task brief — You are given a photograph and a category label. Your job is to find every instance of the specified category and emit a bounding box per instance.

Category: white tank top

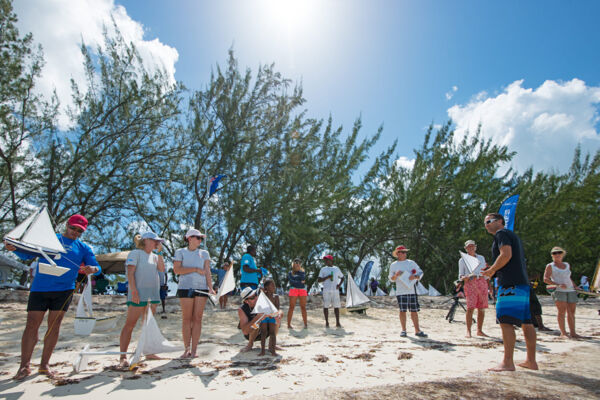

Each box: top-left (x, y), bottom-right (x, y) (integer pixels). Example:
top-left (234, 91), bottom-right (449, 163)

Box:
top-left (550, 262), bottom-right (574, 292)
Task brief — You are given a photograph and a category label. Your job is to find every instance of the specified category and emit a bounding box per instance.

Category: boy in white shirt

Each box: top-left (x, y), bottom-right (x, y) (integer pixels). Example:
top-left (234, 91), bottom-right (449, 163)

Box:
top-left (318, 255), bottom-right (344, 328)
top-left (389, 245), bottom-right (427, 338)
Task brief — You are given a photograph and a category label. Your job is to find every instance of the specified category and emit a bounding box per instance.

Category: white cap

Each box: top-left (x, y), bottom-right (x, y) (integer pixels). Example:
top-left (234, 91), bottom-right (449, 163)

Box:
top-left (141, 232), bottom-right (165, 242)
top-left (464, 240), bottom-right (476, 247)
top-left (185, 228), bottom-right (206, 239)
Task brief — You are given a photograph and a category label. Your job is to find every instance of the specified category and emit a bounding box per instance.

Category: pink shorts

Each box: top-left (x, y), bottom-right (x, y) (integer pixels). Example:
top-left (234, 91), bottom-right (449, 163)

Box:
top-left (289, 288), bottom-right (307, 297)
top-left (464, 278), bottom-right (489, 309)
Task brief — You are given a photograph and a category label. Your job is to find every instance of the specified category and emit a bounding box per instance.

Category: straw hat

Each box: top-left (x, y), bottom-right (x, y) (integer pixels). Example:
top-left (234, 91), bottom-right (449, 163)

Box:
top-left (392, 245), bottom-right (409, 258)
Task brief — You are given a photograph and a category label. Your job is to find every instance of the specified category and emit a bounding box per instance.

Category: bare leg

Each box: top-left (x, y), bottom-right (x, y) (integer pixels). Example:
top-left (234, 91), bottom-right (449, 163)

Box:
top-left (323, 308), bottom-right (329, 328)
top-left (223, 295), bottom-right (228, 308)
top-left (399, 311), bottom-right (407, 332)
top-left (269, 323), bottom-right (278, 356)
top-left (179, 298), bottom-right (193, 357)
top-left (566, 302), bottom-right (580, 338)
top-left (517, 324), bottom-right (538, 370)
top-left (259, 324), bottom-right (267, 356)
top-left (287, 296), bottom-right (297, 328)
top-left (476, 309), bottom-right (488, 336)
top-left (119, 306), bottom-right (145, 366)
top-left (242, 327), bottom-right (260, 352)
top-left (39, 310), bottom-right (66, 377)
top-left (465, 308), bottom-right (474, 337)
top-left (299, 296), bottom-right (308, 328)
top-left (410, 312), bottom-right (421, 333)
top-left (14, 311), bottom-right (45, 380)
top-left (334, 308), bottom-right (341, 328)
top-left (190, 297), bottom-right (207, 357)
top-left (555, 301), bottom-right (568, 338)
top-left (488, 323), bottom-right (516, 371)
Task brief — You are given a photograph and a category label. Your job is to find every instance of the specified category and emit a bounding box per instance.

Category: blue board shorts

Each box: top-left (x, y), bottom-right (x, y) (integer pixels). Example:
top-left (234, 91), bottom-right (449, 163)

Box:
top-left (261, 317), bottom-right (277, 324)
top-left (496, 284), bottom-right (532, 326)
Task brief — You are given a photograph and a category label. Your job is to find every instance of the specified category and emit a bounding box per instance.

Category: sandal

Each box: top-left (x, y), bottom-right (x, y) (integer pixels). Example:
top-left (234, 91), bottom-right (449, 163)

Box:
top-left (415, 331), bottom-right (428, 338)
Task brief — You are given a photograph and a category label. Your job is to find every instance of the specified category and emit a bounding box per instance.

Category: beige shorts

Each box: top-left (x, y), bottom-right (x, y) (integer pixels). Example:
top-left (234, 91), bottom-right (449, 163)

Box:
top-left (322, 290), bottom-right (341, 308)
top-left (552, 290), bottom-right (578, 303)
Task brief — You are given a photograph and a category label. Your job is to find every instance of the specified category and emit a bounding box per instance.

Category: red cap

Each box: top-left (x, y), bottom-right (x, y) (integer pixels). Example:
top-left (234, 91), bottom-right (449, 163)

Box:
top-left (68, 214), bottom-right (88, 231)
top-left (322, 255), bottom-right (334, 261)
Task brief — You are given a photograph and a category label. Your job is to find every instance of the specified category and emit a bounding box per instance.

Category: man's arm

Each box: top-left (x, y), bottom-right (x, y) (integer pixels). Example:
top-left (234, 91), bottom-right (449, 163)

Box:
top-left (238, 309), bottom-right (265, 335)
top-left (482, 245), bottom-right (512, 278)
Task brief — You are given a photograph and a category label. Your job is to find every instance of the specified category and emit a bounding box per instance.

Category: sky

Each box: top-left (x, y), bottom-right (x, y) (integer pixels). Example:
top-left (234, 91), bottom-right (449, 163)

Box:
top-left (14, 0), bottom-right (600, 176)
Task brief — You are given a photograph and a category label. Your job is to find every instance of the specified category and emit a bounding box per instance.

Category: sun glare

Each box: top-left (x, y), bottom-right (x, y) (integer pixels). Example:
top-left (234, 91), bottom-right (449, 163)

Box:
top-left (262, 0), bottom-right (313, 32)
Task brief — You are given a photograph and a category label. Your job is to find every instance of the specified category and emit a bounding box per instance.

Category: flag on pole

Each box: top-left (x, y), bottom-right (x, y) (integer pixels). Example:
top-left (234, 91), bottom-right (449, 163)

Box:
top-left (359, 261), bottom-right (374, 292)
top-left (208, 174), bottom-right (227, 197)
top-left (498, 194), bottom-right (520, 231)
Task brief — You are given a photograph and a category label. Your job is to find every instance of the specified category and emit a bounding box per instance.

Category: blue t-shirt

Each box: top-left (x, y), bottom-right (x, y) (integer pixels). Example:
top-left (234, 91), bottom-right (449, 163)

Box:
top-left (240, 253), bottom-right (259, 284)
top-left (14, 234), bottom-right (100, 292)
top-left (288, 271), bottom-right (306, 289)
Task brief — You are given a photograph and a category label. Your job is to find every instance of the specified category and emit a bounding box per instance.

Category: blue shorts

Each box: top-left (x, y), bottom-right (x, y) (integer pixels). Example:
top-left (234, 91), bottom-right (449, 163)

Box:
top-left (496, 284), bottom-right (532, 326)
top-left (261, 317), bottom-right (276, 324)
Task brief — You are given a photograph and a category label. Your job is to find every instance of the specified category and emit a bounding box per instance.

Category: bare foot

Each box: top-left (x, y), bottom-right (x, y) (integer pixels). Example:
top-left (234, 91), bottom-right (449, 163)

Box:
top-left (325, 323), bottom-right (330, 328)
top-left (145, 354), bottom-right (161, 360)
top-left (241, 344), bottom-right (253, 353)
top-left (465, 332), bottom-right (472, 338)
top-left (259, 350), bottom-right (265, 356)
top-left (270, 351), bottom-right (279, 357)
top-left (569, 333), bottom-right (582, 339)
top-left (558, 334), bottom-right (569, 339)
top-left (303, 325), bottom-right (308, 329)
top-left (517, 360), bottom-right (539, 370)
top-left (180, 349), bottom-right (191, 359)
top-left (119, 358), bottom-right (129, 368)
top-left (13, 366), bottom-right (30, 381)
top-left (287, 324), bottom-right (293, 329)
top-left (275, 345), bottom-right (284, 351)
top-left (488, 362), bottom-right (515, 372)
top-left (189, 352), bottom-right (198, 358)
top-left (476, 331), bottom-right (489, 337)
top-left (336, 324), bottom-right (342, 328)
top-left (38, 368), bottom-right (58, 379)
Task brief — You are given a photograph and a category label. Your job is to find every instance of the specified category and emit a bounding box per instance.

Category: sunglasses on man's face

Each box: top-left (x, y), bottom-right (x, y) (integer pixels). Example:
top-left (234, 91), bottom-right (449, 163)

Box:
top-left (68, 225), bottom-right (84, 233)
top-left (484, 218), bottom-right (498, 225)
top-left (552, 251), bottom-right (564, 255)
top-left (190, 236), bottom-right (204, 240)
top-left (246, 295), bottom-right (257, 300)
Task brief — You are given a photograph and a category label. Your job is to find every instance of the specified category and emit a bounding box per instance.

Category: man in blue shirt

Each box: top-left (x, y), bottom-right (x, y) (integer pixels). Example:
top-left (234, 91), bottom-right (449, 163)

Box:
top-left (482, 212), bottom-right (537, 372)
top-left (5, 214), bottom-right (101, 380)
top-left (240, 245), bottom-right (261, 290)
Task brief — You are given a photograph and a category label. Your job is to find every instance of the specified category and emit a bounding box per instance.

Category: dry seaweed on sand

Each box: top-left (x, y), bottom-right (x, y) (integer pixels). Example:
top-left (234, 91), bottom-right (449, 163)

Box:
top-left (314, 355), bottom-right (329, 363)
top-left (344, 353), bottom-right (374, 361)
top-left (228, 369), bottom-right (245, 376)
top-left (398, 352), bottom-right (413, 360)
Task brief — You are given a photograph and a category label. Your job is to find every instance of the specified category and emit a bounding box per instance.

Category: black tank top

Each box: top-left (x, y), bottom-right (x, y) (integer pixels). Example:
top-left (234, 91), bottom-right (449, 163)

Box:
top-left (238, 303), bottom-right (256, 329)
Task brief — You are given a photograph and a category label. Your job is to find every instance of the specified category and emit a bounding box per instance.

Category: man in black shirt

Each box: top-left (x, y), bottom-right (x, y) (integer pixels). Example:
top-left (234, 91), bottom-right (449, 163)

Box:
top-left (482, 213), bottom-right (538, 371)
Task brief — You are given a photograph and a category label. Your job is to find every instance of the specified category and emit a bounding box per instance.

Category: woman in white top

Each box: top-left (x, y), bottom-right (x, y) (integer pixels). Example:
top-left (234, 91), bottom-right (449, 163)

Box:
top-left (119, 232), bottom-right (166, 367)
top-left (173, 228), bottom-right (215, 358)
top-left (543, 246), bottom-right (580, 339)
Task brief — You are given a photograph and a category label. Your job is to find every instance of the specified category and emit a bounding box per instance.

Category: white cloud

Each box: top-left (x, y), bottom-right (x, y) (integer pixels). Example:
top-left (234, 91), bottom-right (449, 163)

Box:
top-left (14, 0), bottom-right (178, 128)
top-left (395, 156), bottom-right (415, 170)
top-left (448, 79), bottom-right (600, 173)
top-left (445, 85), bottom-right (458, 100)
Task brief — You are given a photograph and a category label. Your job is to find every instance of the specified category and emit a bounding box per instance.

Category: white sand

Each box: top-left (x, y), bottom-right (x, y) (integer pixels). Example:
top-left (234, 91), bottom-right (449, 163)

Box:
top-left (0, 291), bottom-right (599, 399)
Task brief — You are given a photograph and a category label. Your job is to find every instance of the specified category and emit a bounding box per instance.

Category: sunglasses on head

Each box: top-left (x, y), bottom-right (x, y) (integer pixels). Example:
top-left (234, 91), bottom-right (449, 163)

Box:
top-left (484, 218), bottom-right (498, 225)
top-left (68, 225), bottom-right (84, 233)
top-left (552, 251), bottom-right (563, 255)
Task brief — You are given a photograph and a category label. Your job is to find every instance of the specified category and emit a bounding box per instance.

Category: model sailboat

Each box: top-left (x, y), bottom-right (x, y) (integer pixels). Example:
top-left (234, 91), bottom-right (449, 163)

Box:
top-left (74, 275), bottom-right (117, 335)
top-left (459, 251), bottom-right (483, 276)
top-left (3, 207), bottom-right (68, 276)
top-left (346, 272), bottom-right (370, 309)
top-left (128, 306), bottom-right (179, 370)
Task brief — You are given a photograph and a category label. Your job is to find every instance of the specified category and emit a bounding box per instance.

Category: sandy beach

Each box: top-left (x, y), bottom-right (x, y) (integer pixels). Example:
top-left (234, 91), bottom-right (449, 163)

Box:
top-left (0, 291), bottom-right (599, 399)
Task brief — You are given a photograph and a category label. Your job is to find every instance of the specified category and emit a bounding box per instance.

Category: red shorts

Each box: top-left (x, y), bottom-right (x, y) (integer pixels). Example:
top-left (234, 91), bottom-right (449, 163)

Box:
top-left (289, 288), bottom-right (307, 297)
top-left (464, 278), bottom-right (489, 309)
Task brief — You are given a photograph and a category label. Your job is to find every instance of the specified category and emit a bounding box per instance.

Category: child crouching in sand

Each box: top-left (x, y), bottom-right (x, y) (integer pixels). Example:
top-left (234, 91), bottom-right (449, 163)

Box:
top-left (260, 279), bottom-right (282, 356)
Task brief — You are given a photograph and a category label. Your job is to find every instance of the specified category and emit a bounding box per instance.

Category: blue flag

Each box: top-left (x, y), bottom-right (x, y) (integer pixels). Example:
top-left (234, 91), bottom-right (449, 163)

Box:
top-left (359, 261), bottom-right (374, 292)
top-left (498, 194), bottom-right (520, 231)
top-left (208, 174), bottom-right (227, 197)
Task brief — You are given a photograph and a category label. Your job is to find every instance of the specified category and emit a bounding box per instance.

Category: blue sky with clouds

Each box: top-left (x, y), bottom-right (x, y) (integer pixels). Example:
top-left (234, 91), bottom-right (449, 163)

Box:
top-left (15, 0), bottom-right (600, 174)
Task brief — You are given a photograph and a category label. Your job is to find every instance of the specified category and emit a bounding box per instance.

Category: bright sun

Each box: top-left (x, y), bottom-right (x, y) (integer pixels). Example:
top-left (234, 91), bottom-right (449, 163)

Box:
top-left (261, 0), bottom-right (313, 32)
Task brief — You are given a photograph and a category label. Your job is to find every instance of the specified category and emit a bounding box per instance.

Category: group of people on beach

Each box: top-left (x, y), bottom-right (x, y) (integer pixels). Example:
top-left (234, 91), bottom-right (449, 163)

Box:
top-left (4, 210), bottom-right (586, 379)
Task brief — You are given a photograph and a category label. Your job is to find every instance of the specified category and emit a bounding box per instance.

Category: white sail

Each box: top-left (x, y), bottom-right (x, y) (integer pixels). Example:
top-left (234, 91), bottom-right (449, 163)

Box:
top-left (346, 272), bottom-right (370, 308)
top-left (4, 210), bottom-right (38, 240)
top-left (416, 281), bottom-right (429, 295)
top-left (252, 291), bottom-right (278, 315)
top-left (459, 251), bottom-right (482, 275)
top-left (389, 287), bottom-right (396, 296)
top-left (76, 275), bottom-right (94, 318)
top-left (428, 284), bottom-right (441, 296)
top-left (129, 306), bottom-right (178, 369)
top-left (217, 266), bottom-right (235, 299)
top-left (398, 269), bottom-right (417, 289)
